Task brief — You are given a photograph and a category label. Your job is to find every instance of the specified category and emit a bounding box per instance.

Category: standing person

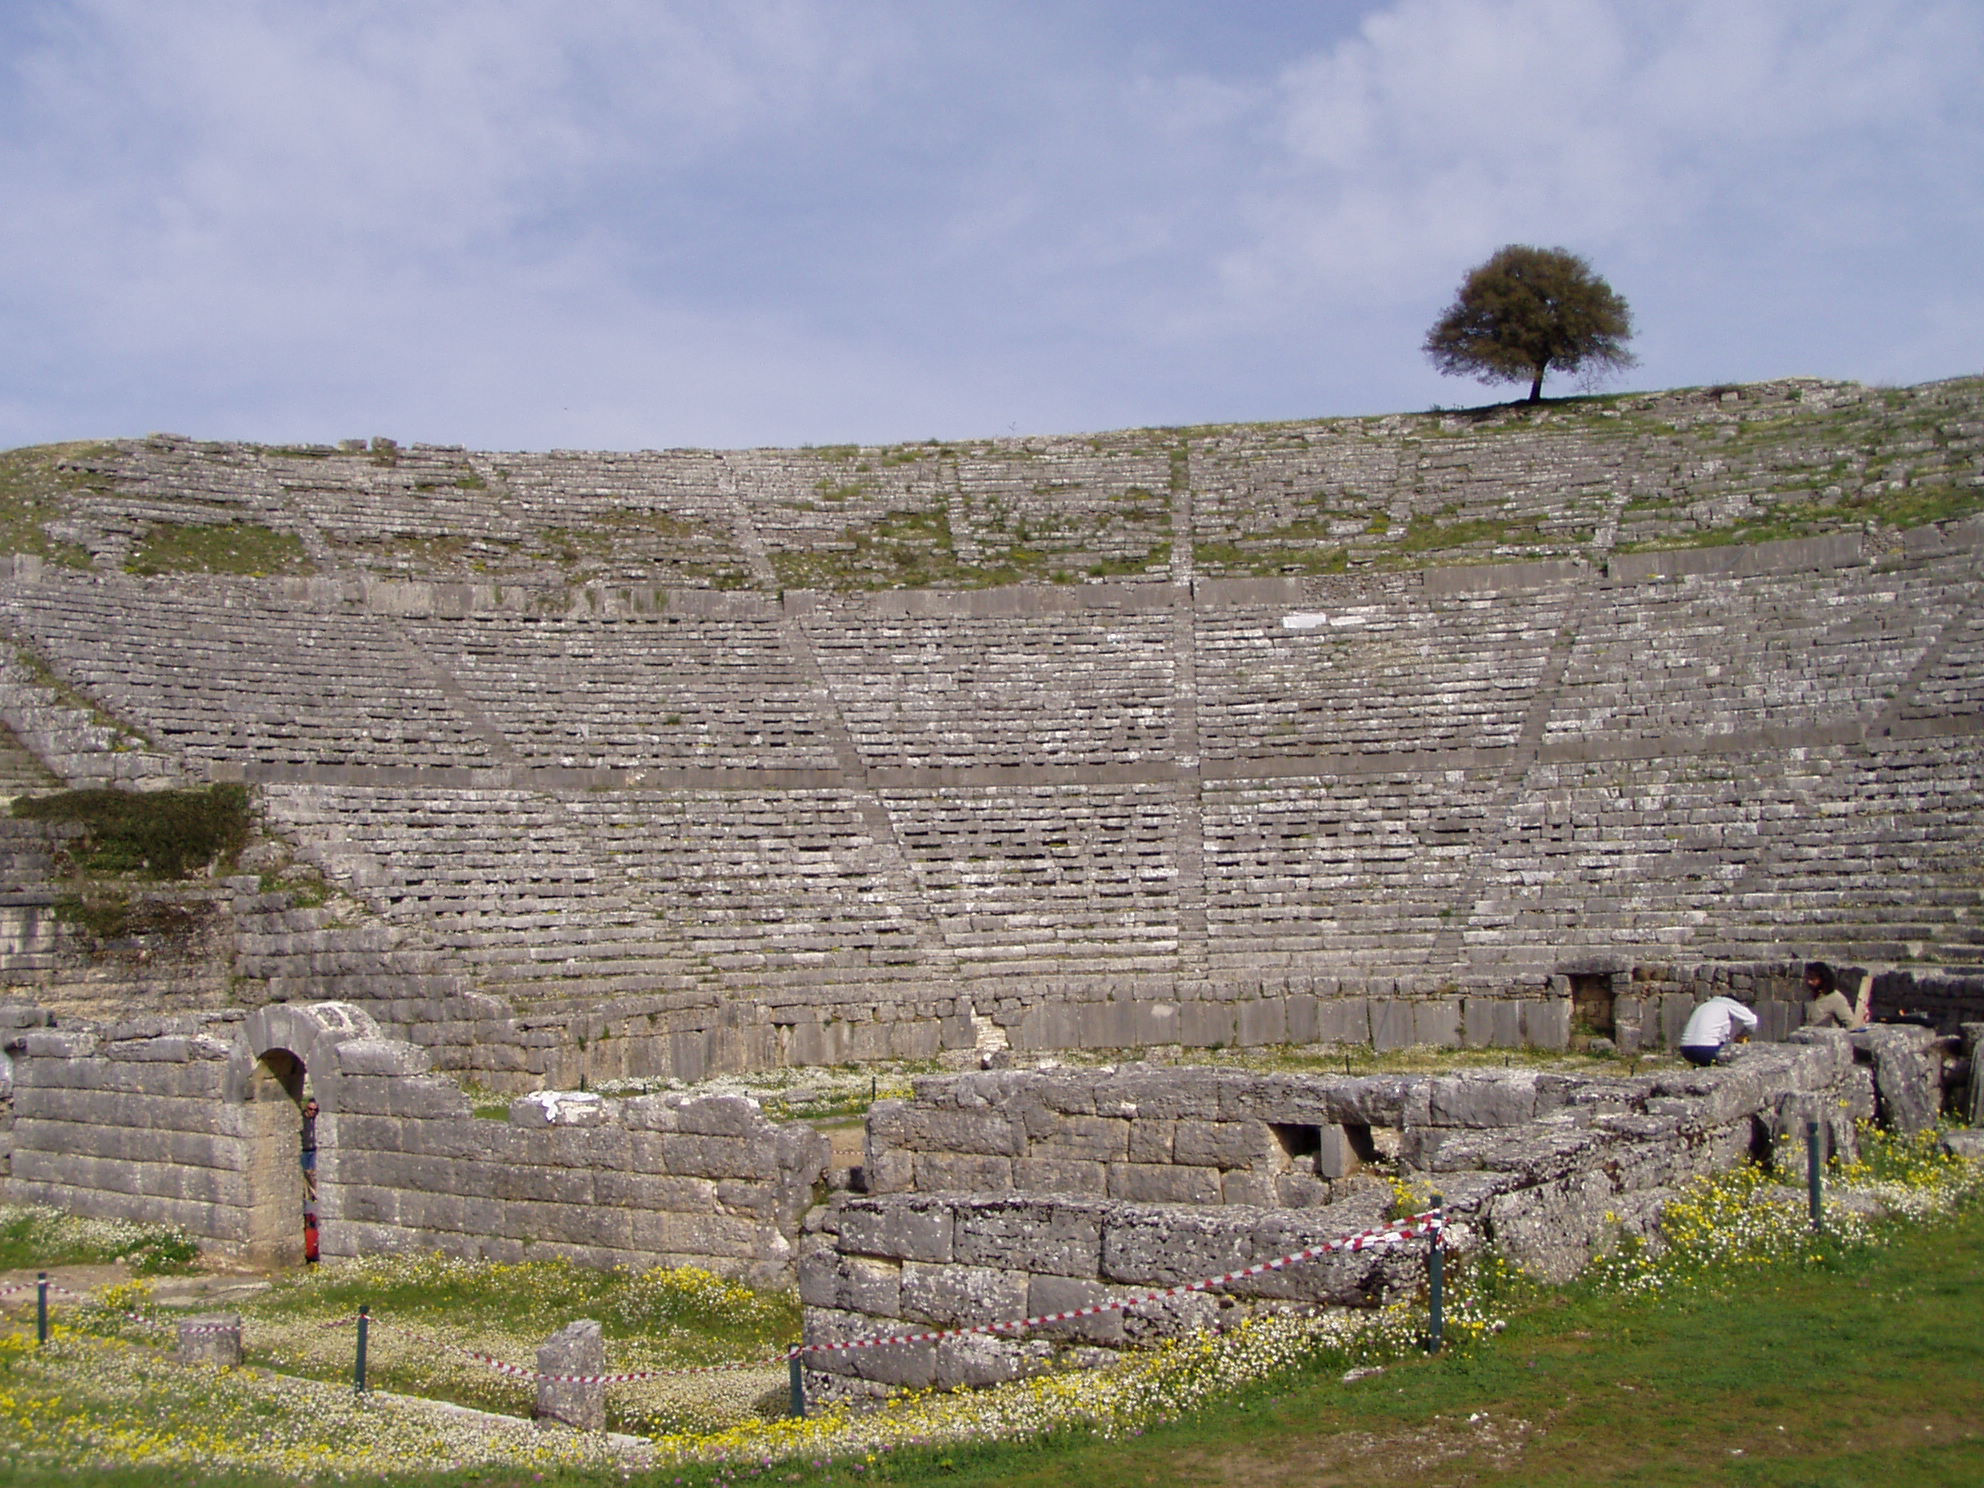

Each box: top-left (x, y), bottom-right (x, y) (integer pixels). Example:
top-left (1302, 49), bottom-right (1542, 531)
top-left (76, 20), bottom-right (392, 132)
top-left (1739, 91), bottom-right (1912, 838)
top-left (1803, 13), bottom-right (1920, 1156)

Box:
top-left (1803, 962), bottom-right (1863, 1030)
top-left (1678, 996), bottom-right (1758, 1067)
top-left (300, 1098), bottom-right (319, 1202)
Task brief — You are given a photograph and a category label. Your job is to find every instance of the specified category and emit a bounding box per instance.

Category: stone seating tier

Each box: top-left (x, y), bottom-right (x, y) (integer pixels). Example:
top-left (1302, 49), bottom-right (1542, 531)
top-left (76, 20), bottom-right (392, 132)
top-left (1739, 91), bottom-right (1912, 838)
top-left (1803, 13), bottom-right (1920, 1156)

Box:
top-left (44, 376), bottom-right (1981, 588)
top-left (0, 378), bottom-right (1977, 1082)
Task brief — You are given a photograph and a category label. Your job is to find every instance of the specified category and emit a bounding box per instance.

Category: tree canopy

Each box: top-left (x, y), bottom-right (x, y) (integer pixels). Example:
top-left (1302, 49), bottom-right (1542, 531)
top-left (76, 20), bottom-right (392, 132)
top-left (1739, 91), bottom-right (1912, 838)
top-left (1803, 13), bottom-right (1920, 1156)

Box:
top-left (1423, 245), bottom-right (1635, 404)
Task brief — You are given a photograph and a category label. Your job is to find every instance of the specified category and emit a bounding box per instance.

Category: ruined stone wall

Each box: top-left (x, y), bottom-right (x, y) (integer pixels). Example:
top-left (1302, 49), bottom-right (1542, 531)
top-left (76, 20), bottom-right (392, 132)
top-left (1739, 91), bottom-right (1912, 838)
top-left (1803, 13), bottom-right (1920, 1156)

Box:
top-left (324, 1036), bottom-right (828, 1285)
top-left (7, 1015), bottom-right (253, 1240)
top-left (801, 1029), bottom-right (1941, 1395)
top-left (1, 1002), bottom-right (828, 1282)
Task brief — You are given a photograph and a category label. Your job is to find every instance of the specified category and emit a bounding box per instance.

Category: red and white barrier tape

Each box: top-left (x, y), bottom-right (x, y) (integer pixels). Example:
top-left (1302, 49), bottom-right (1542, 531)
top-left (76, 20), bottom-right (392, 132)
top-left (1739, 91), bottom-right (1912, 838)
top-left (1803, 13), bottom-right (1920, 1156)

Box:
top-left (0, 1281), bottom-right (202, 1332)
top-left (7, 1207), bottom-right (1445, 1386)
top-left (791, 1208), bottom-right (1444, 1361)
top-left (349, 1207), bottom-right (1445, 1385)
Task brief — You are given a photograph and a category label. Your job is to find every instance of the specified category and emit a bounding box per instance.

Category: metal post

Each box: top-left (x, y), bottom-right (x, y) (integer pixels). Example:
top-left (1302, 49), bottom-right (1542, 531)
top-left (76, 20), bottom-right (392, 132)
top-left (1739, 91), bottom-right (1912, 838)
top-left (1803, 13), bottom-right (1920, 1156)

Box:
top-left (788, 1354), bottom-right (806, 1418)
top-left (36, 1273), bottom-right (48, 1348)
top-left (1426, 1196), bottom-right (1445, 1354)
top-left (354, 1304), bottom-right (370, 1394)
top-left (1806, 1120), bottom-right (1824, 1232)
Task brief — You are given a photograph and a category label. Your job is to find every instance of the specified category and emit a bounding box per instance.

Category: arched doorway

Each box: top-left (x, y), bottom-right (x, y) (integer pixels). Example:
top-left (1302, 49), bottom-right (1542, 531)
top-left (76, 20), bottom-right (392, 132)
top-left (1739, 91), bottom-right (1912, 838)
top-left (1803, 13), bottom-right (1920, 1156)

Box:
top-left (236, 1002), bottom-right (381, 1268)
top-left (244, 1048), bottom-right (308, 1267)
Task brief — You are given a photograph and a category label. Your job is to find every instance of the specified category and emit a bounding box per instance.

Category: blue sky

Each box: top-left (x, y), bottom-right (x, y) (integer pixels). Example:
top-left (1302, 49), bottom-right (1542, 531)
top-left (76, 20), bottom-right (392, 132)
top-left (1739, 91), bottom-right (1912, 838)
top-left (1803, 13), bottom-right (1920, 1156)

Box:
top-left (2, 0), bottom-right (1979, 452)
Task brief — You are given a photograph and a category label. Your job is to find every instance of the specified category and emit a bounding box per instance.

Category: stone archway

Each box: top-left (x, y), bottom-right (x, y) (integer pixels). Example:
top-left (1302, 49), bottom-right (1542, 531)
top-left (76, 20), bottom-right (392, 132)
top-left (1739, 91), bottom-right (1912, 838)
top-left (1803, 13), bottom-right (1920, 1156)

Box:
top-left (235, 1003), bottom-right (381, 1268)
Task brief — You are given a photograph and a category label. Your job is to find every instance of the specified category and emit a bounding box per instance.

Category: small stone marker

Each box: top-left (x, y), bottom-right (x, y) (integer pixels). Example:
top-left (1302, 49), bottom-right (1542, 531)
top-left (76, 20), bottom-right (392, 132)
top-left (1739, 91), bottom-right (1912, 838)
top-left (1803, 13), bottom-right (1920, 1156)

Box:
top-left (535, 1319), bottom-right (606, 1432)
top-left (176, 1313), bottom-right (243, 1366)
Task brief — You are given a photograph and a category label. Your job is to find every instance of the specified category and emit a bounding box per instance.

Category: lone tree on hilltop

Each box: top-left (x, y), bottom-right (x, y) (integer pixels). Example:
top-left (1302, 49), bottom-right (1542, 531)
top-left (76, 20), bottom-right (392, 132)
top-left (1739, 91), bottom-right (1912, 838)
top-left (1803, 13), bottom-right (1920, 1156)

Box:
top-left (1423, 244), bottom-right (1635, 404)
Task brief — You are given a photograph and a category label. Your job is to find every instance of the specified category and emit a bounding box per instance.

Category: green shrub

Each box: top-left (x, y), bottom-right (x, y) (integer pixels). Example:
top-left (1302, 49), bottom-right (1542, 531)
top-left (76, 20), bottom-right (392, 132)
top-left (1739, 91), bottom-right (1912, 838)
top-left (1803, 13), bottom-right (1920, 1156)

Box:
top-left (12, 784), bottom-right (252, 878)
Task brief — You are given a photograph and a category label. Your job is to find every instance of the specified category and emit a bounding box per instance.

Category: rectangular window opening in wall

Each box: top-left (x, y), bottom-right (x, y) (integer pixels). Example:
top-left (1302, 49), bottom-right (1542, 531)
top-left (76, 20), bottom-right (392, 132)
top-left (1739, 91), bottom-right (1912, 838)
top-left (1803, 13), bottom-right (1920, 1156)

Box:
top-left (1570, 972), bottom-right (1617, 1039)
top-left (1269, 1122), bottom-right (1321, 1163)
top-left (1342, 1123), bottom-right (1380, 1166)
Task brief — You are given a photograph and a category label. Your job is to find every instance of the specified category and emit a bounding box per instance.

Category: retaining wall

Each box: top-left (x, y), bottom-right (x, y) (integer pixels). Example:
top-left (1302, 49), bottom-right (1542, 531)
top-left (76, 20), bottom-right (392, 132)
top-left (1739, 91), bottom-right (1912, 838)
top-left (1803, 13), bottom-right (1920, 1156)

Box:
top-left (800, 1027), bottom-right (1941, 1395)
top-left (1, 1001), bottom-right (827, 1284)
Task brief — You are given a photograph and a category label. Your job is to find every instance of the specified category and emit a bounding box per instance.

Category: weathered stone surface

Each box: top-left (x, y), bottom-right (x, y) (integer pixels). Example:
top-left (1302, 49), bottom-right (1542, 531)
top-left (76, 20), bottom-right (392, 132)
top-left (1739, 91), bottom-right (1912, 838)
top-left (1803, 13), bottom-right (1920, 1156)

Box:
top-left (1011, 1156), bottom-right (1108, 1196)
top-left (331, 1039), bottom-right (432, 1077)
top-left (1099, 1207), bottom-right (1258, 1286)
top-left (805, 1033), bottom-right (1938, 1388)
top-left (1943, 1128), bottom-right (1984, 1159)
top-left (1427, 1073), bottom-right (1538, 1128)
top-left (1108, 1162), bottom-right (1222, 1204)
top-left (175, 1313), bottom-right (243, 1366)
top-left (899, 1260), bottom-right (1027, 1327)
top-left (1171, 1120), bottom-right (1272, 1168)
top-left (1961, 1022), bottom-right (1984, 1127)
top-left (798, 1248), bottom-right (901, 1315)
top-left (951, 1198), bottom-right (1103, 1276)
top-left (837, 1198), bottom-right (955, 1263)
top-left (913, 1152), bottom-right (1014, 1191)
top-left (535, 1320), bottom-right (606, 1432)
top-left (1026, 1274), bottom-right (1126, 1344)
top-left (1855, 1026), bottom-right (1941, 1134)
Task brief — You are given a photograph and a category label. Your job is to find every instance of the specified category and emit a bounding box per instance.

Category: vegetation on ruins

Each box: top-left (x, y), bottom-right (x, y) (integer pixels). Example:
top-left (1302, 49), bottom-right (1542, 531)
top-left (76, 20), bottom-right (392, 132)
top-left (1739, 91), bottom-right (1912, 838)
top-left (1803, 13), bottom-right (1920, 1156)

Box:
top-left (12, 783), bottom-right (252, 879)
top-left (221, 1253), bottom-right (799, 1438)
top-left (3, 375), bottom-right (1981, 589)
top-left (1423, 244), bottom-right (1636, 404)
top-left (6, 642), bottom-right (154, 751)
top-left (0, 1208), bottom-right (198, 1275)
top-left (0, 443), bottom-right (102, 569)
top-left (122, 520), bottom-right (313, 578)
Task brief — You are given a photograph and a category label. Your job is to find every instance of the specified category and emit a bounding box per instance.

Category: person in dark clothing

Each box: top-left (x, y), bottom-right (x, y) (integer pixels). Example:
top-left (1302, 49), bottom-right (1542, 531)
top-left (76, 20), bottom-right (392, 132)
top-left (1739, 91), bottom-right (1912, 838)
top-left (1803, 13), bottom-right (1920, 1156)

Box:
top-left (300, 1098), bottom-right (319, 1202)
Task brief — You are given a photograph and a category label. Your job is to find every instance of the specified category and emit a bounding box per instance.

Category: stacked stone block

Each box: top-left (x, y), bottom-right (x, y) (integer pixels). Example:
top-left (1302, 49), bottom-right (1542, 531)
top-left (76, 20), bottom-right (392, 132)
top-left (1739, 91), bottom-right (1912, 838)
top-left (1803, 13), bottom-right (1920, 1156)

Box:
top-left (1194, 586), bottom-right (1570, 761)
top-left (806, 601), bottom-right (1175, 769)
top-left (0, 381), bottom-right (1977, 1080)
top-left (804, 1029), bottom-right (1923, 1394)
top-left (404, 607), bottom-right (838, 771)
top-left (327, 1037), bottom-right (828, 1282)
top-left (0, 574), bottom-right (491, 769)
top-left (1, 1002), bottom-right (831, 1281)
top-left (7, 1014), bottom-right (251, 1237)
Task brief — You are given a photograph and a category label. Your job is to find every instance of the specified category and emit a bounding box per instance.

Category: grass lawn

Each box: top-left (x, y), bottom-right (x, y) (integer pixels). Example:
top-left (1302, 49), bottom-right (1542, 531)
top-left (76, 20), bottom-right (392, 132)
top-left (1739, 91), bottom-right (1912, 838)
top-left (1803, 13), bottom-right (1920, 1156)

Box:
top-left (3, 1156), bottom-right (1978, 1487)
top-left (819, 1193), bottom-right (1984, 1488)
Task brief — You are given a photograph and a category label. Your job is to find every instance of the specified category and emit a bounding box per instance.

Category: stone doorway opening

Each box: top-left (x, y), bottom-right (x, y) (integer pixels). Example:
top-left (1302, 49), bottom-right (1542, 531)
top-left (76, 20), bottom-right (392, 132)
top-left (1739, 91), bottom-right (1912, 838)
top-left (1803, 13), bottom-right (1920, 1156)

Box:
top-left (245, 1049), bottom-right (309, 1268)
top-left (1569, 972), bottom-right (1617, 1041)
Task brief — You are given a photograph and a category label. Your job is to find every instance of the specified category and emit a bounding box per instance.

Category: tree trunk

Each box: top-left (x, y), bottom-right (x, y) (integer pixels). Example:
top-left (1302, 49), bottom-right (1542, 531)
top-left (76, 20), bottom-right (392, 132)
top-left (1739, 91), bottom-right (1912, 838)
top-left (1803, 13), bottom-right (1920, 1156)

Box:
top-left (1527, 367), bottom-right (1545, 403)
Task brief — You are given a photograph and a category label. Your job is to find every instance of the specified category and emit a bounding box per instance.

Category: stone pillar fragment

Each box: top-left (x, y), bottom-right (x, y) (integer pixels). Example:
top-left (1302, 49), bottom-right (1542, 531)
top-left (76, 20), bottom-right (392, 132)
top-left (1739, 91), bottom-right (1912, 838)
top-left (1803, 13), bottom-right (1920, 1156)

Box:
top-left (534, 1319), bottom-right (606, 1432)
top-left (176, 1313), bottom-right (243, 1366)
top-left (1856, 1026), bottom-right (1940, 1134)
top-left (1962, 1023), bottom-right (1984, 1127)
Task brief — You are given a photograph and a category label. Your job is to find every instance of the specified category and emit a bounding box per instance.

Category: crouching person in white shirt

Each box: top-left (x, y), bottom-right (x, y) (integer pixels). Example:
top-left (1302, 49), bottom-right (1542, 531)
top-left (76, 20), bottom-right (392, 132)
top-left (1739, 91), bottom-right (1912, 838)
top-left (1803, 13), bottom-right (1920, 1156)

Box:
top-left (1678, 996), bottom-right (1759, 1067)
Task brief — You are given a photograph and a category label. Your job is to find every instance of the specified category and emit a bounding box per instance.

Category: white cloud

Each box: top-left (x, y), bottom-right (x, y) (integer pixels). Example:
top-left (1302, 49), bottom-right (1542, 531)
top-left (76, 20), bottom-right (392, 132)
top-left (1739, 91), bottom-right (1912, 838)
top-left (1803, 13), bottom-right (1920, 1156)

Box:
top-left (1217, 0), bottom-right (1984, 324)
top-left (0, 0), bottom-right (1977, 449)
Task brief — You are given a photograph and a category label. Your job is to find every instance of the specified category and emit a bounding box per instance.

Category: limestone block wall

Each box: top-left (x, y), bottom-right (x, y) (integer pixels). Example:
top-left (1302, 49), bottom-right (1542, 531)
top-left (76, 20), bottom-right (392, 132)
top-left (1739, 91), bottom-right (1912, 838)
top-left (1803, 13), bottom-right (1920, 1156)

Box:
top-left (1194, 583), bottom-right (1572, 761)
top-left (802, 1030), bottom-right (1934, 1394)
top-left (2, 1001), bottom-right (830, 1281)
top-left (0, 1004), bottom-right (54, 1179)
top-left (802, 595), bottom-right (1176, 769)
top-left (7, 1014), bottom-right (253, 1239)
top-left (325, 1039), bottom-right (829, 1284)
top-left (403, 604), bottom-right (840, 771)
